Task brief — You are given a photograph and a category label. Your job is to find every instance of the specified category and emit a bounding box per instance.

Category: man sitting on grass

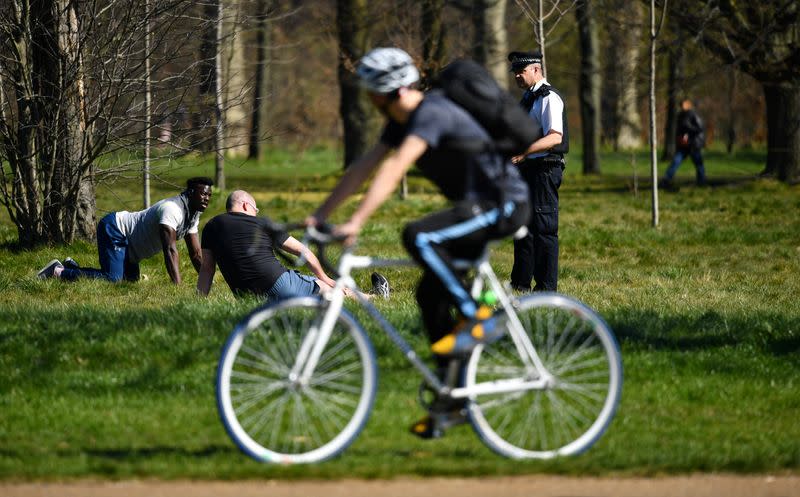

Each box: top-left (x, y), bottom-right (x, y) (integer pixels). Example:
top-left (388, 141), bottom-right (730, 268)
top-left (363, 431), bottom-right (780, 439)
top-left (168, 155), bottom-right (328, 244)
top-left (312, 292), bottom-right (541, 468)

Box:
top-left (197, 190), bottom-right (389, 301)
top-left (37, 177), bottom-right (213, 284)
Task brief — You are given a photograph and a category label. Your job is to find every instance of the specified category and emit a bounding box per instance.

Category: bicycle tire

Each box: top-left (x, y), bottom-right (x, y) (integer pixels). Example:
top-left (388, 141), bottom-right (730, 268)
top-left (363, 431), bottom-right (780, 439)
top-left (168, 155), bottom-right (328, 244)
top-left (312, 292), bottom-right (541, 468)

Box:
top-left (216, 297), bottom-right (377, 464)
top-left (465, 292), bottom-right (622, 459)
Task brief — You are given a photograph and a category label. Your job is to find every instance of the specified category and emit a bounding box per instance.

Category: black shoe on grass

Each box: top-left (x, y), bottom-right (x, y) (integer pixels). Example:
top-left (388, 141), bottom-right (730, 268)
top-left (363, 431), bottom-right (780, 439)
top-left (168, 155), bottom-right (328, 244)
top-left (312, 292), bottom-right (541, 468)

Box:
top-left (371, 272), bottom-right (390, 299)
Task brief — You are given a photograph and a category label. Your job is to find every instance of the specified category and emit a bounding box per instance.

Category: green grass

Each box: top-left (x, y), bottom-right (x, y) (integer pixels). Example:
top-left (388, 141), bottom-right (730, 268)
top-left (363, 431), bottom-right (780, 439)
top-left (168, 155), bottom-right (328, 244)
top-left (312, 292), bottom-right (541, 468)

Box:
top-left (1, 146), bottom-right (799, 479)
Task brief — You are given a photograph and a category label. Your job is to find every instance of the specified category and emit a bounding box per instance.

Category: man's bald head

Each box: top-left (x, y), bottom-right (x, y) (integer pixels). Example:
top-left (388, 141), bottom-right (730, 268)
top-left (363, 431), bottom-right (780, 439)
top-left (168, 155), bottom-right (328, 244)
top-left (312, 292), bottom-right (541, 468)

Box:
top-left (226, 190), bottom-right (258, 215)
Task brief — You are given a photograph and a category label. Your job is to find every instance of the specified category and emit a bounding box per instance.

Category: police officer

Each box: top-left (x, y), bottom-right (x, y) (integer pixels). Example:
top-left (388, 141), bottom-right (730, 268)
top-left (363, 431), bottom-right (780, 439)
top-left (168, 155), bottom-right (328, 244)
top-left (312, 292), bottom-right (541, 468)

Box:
top-left (508, 50), bottom-right (569, 292)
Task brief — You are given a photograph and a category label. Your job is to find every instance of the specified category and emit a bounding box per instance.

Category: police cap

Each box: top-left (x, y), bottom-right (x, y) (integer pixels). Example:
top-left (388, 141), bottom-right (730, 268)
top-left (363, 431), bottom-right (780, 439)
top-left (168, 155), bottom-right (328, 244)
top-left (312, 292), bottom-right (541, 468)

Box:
top-left (508, 51), bottom-right (542, 71)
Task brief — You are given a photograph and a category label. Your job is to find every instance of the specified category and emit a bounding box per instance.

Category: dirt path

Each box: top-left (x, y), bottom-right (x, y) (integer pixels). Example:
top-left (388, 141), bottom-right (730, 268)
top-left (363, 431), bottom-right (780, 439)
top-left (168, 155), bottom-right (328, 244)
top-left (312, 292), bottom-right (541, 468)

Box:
top-left (2, 475), bottom-right (798, 497)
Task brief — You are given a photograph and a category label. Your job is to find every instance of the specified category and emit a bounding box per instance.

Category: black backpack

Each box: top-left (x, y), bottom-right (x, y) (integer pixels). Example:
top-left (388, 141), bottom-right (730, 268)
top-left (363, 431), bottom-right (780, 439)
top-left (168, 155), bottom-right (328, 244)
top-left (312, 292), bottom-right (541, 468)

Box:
top-left (433, 59), bottom-right (538, 158)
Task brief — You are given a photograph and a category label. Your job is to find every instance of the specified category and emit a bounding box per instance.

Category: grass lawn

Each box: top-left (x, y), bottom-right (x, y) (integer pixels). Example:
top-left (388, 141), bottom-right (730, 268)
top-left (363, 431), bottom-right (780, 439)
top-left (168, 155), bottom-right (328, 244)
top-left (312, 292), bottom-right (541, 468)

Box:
top-left (0, 145), bottom-right (799, 479)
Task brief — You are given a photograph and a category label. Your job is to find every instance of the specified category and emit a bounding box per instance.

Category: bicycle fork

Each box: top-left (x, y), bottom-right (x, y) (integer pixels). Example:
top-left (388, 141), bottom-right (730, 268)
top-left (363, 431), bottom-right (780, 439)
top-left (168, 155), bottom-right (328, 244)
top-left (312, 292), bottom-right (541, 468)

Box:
top-left (288, 283), bottom-right (348, 387)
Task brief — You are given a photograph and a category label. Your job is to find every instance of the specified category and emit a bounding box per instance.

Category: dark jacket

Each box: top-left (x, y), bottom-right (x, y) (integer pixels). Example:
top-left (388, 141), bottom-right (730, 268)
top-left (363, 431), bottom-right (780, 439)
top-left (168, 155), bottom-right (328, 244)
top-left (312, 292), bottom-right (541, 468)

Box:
top-left (676, 109), bottom-right (705, 151)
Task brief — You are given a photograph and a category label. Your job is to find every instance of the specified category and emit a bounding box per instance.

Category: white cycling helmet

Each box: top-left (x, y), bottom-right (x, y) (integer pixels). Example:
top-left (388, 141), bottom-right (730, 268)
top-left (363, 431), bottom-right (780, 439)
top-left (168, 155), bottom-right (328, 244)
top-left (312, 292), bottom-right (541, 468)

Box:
top-left (357, 47), bottom-right (420, 94)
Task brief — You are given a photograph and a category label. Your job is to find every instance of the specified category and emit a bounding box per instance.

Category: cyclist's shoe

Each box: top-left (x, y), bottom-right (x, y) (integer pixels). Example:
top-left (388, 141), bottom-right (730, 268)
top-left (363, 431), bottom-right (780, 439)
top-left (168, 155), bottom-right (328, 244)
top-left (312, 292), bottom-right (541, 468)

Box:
top-left (370, 272), bottom-right (390, 299)
top-left (431, 305), bottom-right (503, 356)
top-left (37, 259), bottom-right (63, 279)
top-left (63, 257), bottom-right (80, 269)
top-left (409, 408), bottom-right (467, 440)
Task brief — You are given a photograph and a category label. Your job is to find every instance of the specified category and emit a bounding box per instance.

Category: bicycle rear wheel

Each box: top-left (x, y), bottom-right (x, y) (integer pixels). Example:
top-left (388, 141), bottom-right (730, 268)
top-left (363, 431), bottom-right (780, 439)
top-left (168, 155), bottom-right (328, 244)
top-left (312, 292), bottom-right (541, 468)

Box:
top-left (217, 297), bottom-right (377, 464)
top-left (465, 293), bottom-right (622, 459)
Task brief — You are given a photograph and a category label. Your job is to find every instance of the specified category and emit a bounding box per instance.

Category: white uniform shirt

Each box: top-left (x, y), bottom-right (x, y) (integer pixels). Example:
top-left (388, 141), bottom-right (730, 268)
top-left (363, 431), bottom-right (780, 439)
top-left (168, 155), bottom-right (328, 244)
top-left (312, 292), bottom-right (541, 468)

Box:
top-left (525, 79), bottom-right (565, 159)
top-left (115, 197), bottom-right (199, 263)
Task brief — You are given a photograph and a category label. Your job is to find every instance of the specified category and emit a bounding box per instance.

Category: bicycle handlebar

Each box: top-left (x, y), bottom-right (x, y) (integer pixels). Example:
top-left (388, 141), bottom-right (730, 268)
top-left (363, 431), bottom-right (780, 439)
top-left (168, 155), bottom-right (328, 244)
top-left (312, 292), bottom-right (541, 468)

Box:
top-left (265, 221), bottom-right (350, 277)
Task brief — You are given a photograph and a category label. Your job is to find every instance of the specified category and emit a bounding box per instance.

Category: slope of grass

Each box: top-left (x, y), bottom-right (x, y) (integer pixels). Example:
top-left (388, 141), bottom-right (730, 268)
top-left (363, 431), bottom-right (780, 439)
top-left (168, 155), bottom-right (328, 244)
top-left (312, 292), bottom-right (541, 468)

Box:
top-left (1, 146), bottom-right (798, 478)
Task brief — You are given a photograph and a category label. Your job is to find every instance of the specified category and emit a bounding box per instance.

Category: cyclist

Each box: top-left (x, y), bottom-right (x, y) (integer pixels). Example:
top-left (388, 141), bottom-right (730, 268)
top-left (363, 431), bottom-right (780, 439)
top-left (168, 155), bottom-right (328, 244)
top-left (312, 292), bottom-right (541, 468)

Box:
top-left (306, 47), bottom-right (530, 437)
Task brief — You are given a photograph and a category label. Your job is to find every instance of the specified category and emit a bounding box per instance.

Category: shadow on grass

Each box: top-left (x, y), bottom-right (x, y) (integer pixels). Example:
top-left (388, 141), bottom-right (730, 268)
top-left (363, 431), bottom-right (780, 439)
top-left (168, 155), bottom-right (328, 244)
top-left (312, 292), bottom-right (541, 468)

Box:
top-left (0, 304), bottom-right (242, 394)
top-left (608, 307), bottom-right (800, 357)
top-left (568, 174), bottom-right (764, 194)
top-left (83, 444), bottom-right (237, 460)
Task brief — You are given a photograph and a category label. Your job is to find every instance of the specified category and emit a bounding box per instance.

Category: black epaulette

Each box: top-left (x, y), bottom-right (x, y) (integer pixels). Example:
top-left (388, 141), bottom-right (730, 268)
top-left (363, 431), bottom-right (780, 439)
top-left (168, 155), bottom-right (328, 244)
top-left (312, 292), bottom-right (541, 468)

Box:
top-left (520, 84), bottom-right (552, 112)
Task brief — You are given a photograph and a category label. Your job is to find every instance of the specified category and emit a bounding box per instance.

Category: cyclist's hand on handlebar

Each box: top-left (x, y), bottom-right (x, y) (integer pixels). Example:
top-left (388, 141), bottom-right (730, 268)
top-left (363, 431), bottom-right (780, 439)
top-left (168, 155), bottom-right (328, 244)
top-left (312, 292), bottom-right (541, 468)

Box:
top-left (333, 220), bottom-right (360, 247)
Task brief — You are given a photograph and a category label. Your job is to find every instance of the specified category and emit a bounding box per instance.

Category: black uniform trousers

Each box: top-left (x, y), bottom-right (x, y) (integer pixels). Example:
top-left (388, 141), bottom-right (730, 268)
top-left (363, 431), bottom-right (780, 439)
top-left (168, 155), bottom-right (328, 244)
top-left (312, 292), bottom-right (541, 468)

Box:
top-left (511, 155), bottom-right (564, 292)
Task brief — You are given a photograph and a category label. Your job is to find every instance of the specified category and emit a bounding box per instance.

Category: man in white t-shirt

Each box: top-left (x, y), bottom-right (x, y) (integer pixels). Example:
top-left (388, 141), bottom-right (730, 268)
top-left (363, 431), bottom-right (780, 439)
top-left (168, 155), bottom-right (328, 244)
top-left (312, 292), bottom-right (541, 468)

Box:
top-left (37, 177), bottom-right (213, 284)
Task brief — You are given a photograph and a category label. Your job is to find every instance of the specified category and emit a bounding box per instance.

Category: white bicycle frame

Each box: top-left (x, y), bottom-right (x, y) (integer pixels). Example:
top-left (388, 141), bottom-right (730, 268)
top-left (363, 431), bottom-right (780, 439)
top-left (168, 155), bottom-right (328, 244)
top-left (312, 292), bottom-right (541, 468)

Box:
top-left (288, 248), bottom-right (554, 399)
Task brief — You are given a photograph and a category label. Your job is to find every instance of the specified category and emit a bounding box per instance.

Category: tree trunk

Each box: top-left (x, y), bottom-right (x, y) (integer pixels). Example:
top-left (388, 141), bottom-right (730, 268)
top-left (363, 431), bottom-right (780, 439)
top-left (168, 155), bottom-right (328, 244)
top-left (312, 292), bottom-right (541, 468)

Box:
top-left (473, 0), bottom-right (508, 87)
top-left (616, 2), bottom-right (642, 150)
top-left (337, 0), bottom-right (370, 168)
top-left (213, 0), bottom-right (226, 189)
top-left (249, 0), bottom-right (271, 159)
top-left (537, 0), bottom-right (546, 77)
top-left (661, 30), bottom-right (683, 160)
top-left (222, 0), bottom-right (249, 158)
top-left (648, 0), bottom-right (659, 228)
top-left (576, 0), bottom-right (601, 174)
top-left (725, 67), bottom-right (737, 154)
top-left (144, 0), bottom-right (152, 208)
top-left (421, 0), bottom-right (446, 88)
top-left (0, 0), bottom-right (97, 246)
top-left (60, 0), bottom-right (95, 241)
top-left (763, 82), bottom-right (800, 183)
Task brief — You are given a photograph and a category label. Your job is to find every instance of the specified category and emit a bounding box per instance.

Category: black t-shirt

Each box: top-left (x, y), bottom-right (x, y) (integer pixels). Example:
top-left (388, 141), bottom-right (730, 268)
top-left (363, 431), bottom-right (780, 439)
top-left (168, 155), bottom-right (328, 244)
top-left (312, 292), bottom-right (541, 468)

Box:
top-left (380, 91), bottom-right (528, 203)
top-left (201, 212), bottom-right (290, 297)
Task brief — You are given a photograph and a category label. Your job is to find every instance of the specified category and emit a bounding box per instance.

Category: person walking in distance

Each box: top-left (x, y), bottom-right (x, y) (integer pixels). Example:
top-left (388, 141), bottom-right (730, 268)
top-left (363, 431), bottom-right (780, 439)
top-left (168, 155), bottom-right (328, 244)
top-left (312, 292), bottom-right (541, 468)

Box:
top-left (507, 51), bottom-right (568, 292)
top-left (662, 98), bottom-right (707, 189)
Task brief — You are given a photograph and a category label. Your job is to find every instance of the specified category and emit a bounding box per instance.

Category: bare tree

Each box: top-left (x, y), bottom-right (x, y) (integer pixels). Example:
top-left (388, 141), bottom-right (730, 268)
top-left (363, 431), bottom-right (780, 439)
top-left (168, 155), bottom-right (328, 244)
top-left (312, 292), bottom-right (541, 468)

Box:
top-left (419, 0), bottom-right (447, 87)
top-left (337, 0), bottom-right (371, 168)
top-left (513, 0), bottom-right (578, 76)
top-left (660, 27), bottom-right (682, 161)
top-left (0, 0), bottom-right (259, 246)
top-left (648, 0), bottom-right (668, 227)
top-left (671, 0), bottom-right (800, 183)
top-left (0, 0), bottom-right (190, 245)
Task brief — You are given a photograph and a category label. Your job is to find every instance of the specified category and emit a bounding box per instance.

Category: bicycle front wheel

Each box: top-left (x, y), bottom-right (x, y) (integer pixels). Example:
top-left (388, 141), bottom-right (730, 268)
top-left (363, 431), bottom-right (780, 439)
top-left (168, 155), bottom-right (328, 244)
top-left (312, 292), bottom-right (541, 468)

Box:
top-left (466, 293), bottom-right (622, 459)
top-left (216, 297), bottom-right (377, 464)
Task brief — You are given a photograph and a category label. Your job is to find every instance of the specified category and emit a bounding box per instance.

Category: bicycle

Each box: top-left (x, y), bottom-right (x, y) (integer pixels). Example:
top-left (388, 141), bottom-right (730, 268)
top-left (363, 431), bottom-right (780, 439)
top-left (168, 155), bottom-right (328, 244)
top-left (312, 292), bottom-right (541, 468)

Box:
top-left (216, 224), bottom-right (623, 463)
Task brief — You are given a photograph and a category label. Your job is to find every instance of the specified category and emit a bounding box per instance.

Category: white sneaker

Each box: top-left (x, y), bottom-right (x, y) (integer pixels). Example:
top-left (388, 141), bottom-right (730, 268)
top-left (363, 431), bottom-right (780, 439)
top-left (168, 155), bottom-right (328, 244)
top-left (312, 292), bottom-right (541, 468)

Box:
top-left (37, 259), bottom-right (63, 279)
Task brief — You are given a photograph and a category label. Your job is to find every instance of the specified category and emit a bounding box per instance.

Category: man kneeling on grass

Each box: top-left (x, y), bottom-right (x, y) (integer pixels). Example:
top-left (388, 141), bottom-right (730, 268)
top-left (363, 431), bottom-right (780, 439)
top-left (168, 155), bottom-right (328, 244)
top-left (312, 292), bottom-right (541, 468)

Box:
top-left (197, 190), bottom-right (389, 301)
top-left (38, 177), bottom-right (213, 284)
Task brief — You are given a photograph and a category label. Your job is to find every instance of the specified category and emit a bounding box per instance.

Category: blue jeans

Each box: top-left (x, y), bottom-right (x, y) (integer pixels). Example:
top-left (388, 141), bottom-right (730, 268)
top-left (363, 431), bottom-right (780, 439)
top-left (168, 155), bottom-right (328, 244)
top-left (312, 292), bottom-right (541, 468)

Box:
top-left (60, 213), bottom-right (140, 282)
top-left (665, 148), bottom-right (706, 184)
top-left (265, 270), bottom-right (320, 301)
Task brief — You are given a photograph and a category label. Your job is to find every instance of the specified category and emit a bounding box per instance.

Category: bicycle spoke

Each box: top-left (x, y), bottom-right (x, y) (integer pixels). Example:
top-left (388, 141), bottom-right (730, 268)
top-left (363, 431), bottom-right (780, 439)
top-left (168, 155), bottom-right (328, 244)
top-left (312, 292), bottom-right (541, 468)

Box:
top-left (467, 294), bottom-right (622, 458)
top-left (218, 299), bottom-right (376, 463)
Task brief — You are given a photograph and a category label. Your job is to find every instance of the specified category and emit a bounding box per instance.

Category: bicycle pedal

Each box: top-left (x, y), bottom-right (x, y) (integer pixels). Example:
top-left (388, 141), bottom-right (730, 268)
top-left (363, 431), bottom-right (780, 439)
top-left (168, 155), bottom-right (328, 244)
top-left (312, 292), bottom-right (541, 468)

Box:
top-left (409, 416), bottom-right (444, 440)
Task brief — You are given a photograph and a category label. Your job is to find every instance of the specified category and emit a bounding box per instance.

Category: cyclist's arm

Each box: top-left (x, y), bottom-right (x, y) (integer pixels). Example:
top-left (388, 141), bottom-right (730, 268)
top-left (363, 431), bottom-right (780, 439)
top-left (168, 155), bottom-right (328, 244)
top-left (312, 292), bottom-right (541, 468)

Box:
top-left (347, 135), bottom-right (426, 231)
top-left (280, 236), bottom-right (336, 289)
top-left (313, 142), bottom-right (390, 222)
top-left (196, 249), bottom-right (216, 296)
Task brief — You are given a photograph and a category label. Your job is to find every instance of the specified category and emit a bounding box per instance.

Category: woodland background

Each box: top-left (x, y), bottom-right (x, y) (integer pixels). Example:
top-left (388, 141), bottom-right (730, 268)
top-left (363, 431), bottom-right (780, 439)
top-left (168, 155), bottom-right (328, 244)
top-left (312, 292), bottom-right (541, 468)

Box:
top-left (1, 1), bottom-right (797, 247)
